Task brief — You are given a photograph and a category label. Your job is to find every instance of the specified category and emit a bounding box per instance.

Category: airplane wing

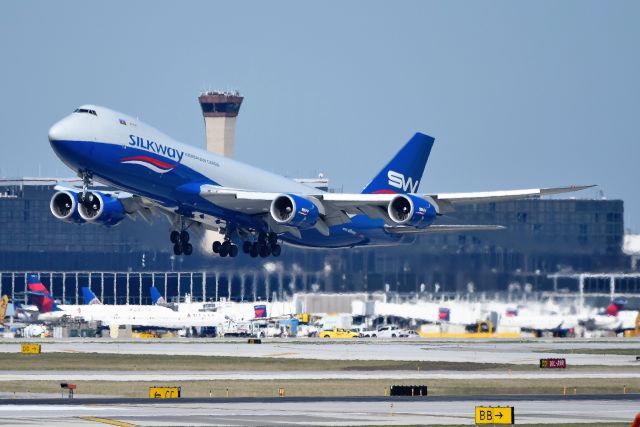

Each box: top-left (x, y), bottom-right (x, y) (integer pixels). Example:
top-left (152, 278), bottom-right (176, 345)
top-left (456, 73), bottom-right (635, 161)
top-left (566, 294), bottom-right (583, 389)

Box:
top-left (427, 185), bottom-right (596, 213)
top-left (45, 182), bottom-right (594, 236)
top-left (200, 184), bottom-right (595, 225)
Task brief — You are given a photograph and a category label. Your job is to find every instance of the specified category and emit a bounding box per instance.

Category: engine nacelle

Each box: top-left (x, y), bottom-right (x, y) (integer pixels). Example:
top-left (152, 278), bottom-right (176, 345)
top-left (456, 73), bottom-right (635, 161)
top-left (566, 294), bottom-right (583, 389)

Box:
top-left (50, 191), bottom-right (85, 224)
top-left (270, 194), bottom-right (319, 229)
top-left (387, 194), bottom-right (437, 228)
top-left (77, 191), bottom-right (126, 226)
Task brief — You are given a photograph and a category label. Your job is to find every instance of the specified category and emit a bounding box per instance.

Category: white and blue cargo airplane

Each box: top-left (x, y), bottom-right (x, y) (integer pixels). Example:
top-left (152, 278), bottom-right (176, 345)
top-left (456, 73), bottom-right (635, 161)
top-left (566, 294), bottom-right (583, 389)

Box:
top-left (48, 105), bottom-right (591, 258)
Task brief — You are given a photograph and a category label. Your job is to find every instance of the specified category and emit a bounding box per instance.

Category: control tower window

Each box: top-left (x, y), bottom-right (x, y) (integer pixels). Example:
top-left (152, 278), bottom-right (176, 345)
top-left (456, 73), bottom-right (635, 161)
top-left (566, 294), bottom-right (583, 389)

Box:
top-left (73, 108), bottom-right (97, 116)
top-left (200, 102), bottom-right (240, 114)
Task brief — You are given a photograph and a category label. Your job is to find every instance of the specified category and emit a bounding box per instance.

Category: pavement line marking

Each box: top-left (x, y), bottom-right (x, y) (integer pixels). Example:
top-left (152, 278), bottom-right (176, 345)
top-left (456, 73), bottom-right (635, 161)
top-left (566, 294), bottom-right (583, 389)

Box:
top-left (79, 416), bottom-right (135, 427)
top-left (265, 352), bottom-right (297, 357)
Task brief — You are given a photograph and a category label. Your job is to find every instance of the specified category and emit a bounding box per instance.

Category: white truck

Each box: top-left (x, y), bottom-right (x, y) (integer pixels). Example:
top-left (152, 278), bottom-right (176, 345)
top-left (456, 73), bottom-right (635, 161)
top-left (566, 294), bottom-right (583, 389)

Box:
top-left (220, 319), bottom-right (252, 337)
top-left (372, 325), bottom-right (408, 338)
top-left (251, 321), bottom-right (283, 338)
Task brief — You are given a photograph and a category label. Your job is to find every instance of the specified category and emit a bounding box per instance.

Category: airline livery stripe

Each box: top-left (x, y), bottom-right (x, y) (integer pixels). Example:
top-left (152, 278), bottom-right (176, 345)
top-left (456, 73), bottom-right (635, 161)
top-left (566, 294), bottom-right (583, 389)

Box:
top-left (121, 160), bottom-right (174, 174)
top-left (120, 155), bottom-right (176, 169)
top-left (371, 189), bottom-right (397, 194)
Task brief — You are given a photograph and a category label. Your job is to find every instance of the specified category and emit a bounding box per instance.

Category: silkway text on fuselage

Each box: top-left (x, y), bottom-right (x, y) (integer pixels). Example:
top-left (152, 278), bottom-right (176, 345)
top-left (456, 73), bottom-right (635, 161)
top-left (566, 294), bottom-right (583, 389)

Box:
top-left (128, 135), bottom-right (184, 162)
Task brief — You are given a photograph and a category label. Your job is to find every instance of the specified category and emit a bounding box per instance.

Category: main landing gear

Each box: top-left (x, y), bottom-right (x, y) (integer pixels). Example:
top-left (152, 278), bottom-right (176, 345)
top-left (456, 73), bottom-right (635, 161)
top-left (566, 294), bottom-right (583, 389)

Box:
top-left (243, 232), bottom-right (281, 258)
top-left (212, 239), bottom-right (239, 258)
top-left (210, 231), bottom-right (282, 258)
top-left (170, 230), bottom-right (193, 256)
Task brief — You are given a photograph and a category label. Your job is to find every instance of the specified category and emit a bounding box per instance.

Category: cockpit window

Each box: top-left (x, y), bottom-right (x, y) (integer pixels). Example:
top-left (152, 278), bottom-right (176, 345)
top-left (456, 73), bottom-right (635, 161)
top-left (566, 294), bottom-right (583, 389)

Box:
top-left (73, 108), bottom-right (97, 116)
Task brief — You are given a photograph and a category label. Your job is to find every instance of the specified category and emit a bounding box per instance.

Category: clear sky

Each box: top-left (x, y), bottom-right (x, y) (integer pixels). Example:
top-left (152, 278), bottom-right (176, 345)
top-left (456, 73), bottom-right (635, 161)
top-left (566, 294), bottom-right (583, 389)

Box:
top-left (1, 1), bottom-right (639, 229)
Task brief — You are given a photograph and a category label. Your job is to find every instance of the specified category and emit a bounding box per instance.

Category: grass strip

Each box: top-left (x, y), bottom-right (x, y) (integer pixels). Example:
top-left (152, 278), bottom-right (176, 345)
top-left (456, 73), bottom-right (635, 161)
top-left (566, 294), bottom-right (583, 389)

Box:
top-left (0, 352), bottom-right (526, 372)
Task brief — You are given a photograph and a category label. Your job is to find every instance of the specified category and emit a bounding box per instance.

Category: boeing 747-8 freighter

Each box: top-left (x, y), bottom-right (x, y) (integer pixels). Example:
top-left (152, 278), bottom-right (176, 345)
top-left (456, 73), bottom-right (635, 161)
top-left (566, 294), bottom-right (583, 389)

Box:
top-left (47, 105), bottom-right (592, 258)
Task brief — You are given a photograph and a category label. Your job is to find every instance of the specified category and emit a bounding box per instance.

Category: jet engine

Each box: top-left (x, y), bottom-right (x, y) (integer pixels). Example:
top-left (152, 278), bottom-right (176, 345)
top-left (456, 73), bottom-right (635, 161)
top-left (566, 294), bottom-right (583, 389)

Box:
top-left (269, 194), bottom-right (320, 229)
top-left (387, 194), bottom-right (437, 227)
top-left (77, 191), bottom-right (126, 226)
top-left (50, 190), bottom-right (85, 224)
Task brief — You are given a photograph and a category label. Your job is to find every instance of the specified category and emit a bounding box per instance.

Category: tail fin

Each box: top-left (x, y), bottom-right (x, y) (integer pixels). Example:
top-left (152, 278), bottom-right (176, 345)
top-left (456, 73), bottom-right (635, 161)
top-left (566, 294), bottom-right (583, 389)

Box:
top-left (27, 274), bottom-right (42, 286)
top-left (254, 304), bottom-right (267, 318)
top-left (26, 275), bottom-right (59, 313)
top-left (82, 287), bottom-right (102, 305)
top-left (150, 286), bottom-right (166, 305)
top-left (361, 132), bottom-right (435, 194)
top-left (0, 295), bottom-right (8, 324)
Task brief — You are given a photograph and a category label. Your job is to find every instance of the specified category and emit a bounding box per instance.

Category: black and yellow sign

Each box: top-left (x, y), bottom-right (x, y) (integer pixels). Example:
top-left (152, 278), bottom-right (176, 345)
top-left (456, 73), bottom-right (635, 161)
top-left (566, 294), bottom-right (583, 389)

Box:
top-left (475, 406), bottom-right (514, 424)
top-left (21, 343), bottom-right (41, 354)
top-left (539, 358), bottom-right (566, 368)
top-left (149, 386), bottom-right (181, 399)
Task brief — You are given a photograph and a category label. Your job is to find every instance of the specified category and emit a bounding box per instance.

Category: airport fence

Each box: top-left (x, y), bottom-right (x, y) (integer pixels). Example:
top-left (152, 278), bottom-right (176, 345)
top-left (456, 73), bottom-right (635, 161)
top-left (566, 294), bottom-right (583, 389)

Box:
top-left (0, 270), bottom-right (305, 305)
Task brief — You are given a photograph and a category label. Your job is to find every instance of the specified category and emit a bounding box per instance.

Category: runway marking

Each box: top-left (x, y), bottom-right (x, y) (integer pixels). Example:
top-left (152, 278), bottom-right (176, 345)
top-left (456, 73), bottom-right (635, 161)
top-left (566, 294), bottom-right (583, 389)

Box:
top-left (78, 416), bottom-right (135, 427)
top-left (265, 352), bottom-right (297, 357)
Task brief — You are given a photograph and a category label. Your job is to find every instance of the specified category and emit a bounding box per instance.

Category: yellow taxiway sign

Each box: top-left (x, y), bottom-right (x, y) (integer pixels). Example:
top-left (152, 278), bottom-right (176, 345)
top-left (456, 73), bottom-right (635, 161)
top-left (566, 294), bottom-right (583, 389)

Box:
top-left (475, 406), bottom-right (514, 424)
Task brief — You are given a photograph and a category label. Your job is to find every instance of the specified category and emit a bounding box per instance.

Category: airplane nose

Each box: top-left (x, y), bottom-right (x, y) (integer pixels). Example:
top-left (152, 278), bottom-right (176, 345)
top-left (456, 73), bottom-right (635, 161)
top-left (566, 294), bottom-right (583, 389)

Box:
top-left (48, 119), bottom-right (69, 142)
top-left (49, 116), bottom-right (93, 165)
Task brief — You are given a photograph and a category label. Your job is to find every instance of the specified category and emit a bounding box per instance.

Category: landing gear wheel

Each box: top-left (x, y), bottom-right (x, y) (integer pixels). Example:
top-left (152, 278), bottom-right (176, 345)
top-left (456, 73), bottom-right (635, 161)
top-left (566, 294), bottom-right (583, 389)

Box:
top-left (250, 243), bottom-right (259, 258)
top-left (180, 230), bottom-right (190, 243)
top-left (259, 244), bottom-right (270, 258)
top-left (183, 243), bottom-right (193, 256)
top-left (267, 232), bottom-right (278, 245)
top-left (220, 241), bottom-right (230, 257)
top-left (271, 244), bottom-right (281, 257)
top-left (170, 230), bottom-right (180, 244)
top-left (219, 245), bottom-right (229, 257)
top-left (242, 241), bottom-right (252, 253)
top-left (257, 233), bottom-right (267, 245)
top-left (212, 241), bottom-right (221, 254)
top-left (229, 244), bottom-right (239, 258)
top-left (173, 243), bottom-right (183, 255)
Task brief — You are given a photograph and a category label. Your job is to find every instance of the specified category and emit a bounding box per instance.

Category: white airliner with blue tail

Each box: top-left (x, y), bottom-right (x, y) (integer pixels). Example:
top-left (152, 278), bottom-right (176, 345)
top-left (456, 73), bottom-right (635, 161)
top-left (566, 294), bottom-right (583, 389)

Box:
top-left (48, 105), bottom-right (592, 258)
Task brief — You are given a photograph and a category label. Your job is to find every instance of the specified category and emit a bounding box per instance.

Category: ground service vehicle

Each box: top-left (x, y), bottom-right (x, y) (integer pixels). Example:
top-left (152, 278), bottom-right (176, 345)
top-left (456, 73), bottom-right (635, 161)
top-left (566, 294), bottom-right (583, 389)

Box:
top-left (375, 325), bottom-right (408, 338)
top-left (319, 328), bottom-right (360, 338)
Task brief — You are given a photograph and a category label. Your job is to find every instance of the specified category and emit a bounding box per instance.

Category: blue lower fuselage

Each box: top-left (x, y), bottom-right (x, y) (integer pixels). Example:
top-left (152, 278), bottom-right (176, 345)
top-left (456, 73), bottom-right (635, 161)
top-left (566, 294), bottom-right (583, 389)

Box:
top-left (51, 140), bottom-right (410, 249)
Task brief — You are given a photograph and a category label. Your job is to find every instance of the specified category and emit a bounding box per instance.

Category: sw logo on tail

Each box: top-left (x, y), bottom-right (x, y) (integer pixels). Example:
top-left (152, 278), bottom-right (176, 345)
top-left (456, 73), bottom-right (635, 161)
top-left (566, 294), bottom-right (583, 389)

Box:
top-left (387, 170), bottom-right (419, 193)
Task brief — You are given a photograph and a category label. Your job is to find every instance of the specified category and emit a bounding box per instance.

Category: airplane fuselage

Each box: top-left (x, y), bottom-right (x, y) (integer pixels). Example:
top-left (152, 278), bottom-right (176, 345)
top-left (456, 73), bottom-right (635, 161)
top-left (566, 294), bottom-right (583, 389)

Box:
top-left (49, 106), bottom-right (407, 249)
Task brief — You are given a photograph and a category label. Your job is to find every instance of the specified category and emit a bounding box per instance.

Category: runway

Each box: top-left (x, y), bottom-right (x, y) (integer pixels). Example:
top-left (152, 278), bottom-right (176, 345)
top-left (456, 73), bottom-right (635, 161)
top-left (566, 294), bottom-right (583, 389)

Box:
top-left (0, 395), bottom-right (638, 426)
top-left (1, 369), bottom-right (639, 382)
top-left (1, 338), bottom-right (638, 366)
top-left (1, 338), bottom-right (638, 424)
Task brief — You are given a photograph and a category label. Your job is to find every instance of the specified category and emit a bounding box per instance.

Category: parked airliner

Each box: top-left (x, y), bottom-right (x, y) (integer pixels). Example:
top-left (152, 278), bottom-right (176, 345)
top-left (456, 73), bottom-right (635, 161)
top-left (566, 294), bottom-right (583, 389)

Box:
top-left (48, 105), bottom-right (592, 258)
top-left (19, 275), bottom-right (226, 330)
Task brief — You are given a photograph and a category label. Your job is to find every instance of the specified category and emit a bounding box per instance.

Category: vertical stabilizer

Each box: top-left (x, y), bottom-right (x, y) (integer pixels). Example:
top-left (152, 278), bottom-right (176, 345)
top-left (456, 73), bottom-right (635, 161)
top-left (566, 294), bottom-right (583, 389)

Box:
top-left (361, 133), bottom-right (435, 194)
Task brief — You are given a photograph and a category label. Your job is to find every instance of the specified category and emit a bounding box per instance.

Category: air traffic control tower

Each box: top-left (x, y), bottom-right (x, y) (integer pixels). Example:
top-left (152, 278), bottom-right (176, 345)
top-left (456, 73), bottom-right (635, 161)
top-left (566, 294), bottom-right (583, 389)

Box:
top-left (198, 91), bottom-right (244, 158)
